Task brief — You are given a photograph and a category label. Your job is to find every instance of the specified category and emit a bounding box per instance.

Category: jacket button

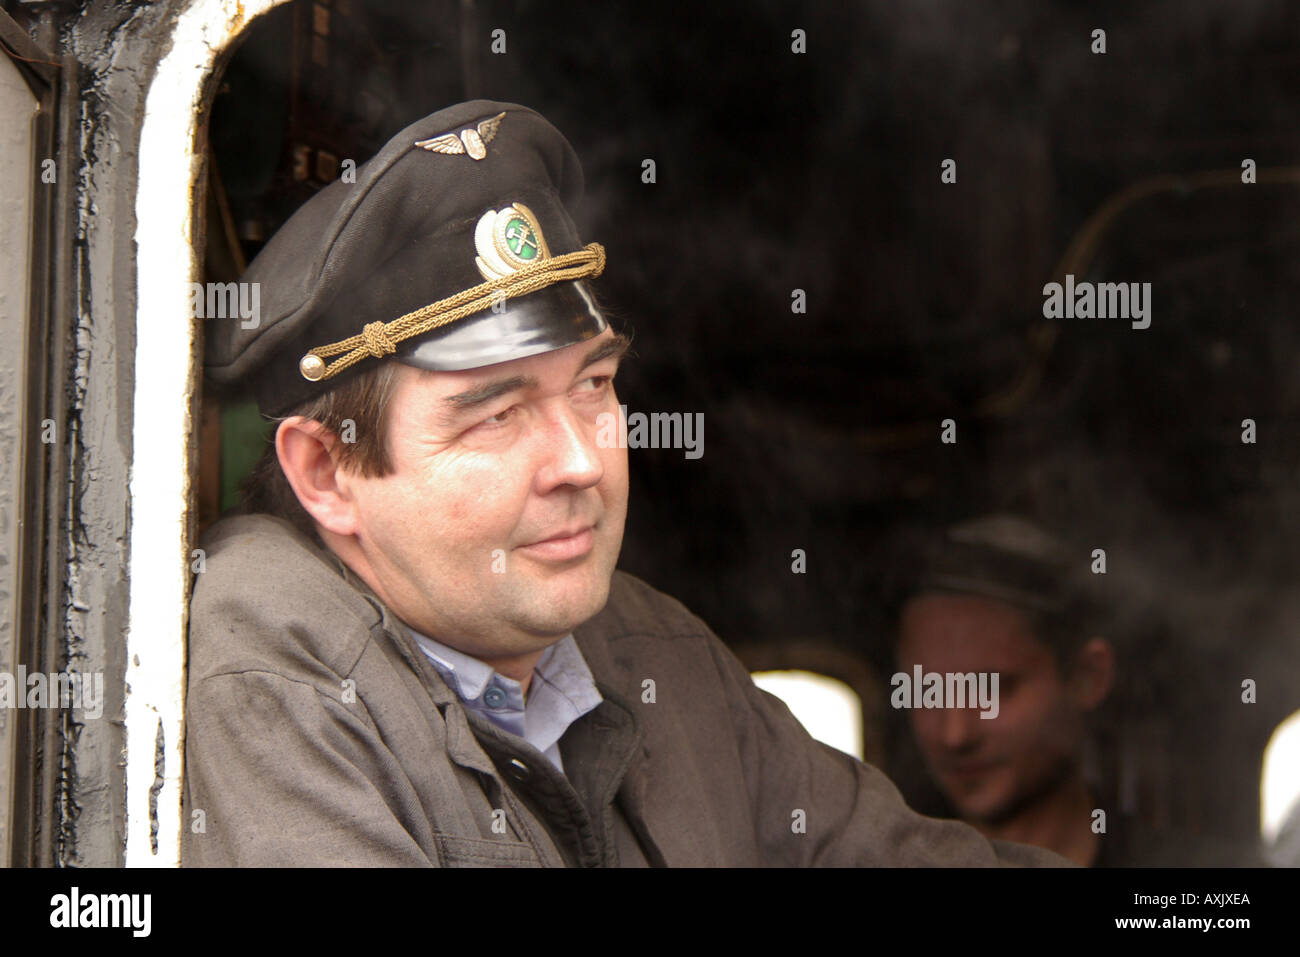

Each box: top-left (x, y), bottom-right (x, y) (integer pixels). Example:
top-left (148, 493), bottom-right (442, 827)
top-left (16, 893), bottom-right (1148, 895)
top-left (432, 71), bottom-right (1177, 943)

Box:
top-left (508, 758), bottom-right (529, 781)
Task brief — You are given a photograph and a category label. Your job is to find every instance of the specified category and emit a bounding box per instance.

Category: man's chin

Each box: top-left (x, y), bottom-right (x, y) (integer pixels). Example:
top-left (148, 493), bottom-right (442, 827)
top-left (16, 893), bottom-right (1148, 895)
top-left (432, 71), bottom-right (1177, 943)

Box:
top-left (511, 568), bottom-right (613, 637)
top-left (942, 777), bottom-right (1015, 824)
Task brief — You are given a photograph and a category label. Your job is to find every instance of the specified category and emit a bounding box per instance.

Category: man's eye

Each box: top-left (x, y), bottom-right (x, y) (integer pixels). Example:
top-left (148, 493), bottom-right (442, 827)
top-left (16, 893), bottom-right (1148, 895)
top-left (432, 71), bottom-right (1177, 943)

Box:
top-left (477, 406), bottom-right (517, 428)
top-left (574, 375), bottom-right (612, 393)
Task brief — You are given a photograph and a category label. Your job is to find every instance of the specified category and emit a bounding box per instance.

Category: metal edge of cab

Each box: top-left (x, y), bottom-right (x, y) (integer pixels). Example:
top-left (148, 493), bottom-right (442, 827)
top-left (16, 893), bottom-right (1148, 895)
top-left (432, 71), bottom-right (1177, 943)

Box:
top-left (0, 1), bottom-right (63, 869)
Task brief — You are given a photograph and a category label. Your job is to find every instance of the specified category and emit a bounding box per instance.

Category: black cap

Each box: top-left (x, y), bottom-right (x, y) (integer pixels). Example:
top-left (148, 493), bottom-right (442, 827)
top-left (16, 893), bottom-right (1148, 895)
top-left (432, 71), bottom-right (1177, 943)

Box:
top-left (912, 514), bottom-right (1079, 615)
top-left (204, 100), bottom-right (607, 416)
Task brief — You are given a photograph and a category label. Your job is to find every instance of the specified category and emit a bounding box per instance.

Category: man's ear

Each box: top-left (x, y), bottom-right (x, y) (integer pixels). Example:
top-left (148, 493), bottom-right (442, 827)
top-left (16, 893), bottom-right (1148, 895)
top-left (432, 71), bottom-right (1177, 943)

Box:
top-left (275, 416), bottom-right (360, 536)
top-left (1070, 637), bottom-right (1115, 711)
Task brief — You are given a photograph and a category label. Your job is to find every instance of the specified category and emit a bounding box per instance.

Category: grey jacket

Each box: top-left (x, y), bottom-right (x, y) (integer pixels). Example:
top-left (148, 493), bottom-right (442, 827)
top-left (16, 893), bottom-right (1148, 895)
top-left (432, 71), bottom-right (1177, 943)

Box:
top-left (181, 513), bottom-right (1069, 867)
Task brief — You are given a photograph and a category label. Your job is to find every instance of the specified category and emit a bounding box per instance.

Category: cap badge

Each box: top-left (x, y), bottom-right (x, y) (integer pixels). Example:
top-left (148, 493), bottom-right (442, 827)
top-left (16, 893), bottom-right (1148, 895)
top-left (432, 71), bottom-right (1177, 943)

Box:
top-left (474, 202), bottom-right (551, 280)
top-left (413, 111), bottom-right (507, 161)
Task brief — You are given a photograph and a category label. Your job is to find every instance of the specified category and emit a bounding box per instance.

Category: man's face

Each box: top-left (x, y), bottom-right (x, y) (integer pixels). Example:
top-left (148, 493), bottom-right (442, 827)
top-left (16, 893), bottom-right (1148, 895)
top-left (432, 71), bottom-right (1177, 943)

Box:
top-left (896, 593), bottom-right (1085, 825)
top-left (330, 328), bottom-right (630, 667)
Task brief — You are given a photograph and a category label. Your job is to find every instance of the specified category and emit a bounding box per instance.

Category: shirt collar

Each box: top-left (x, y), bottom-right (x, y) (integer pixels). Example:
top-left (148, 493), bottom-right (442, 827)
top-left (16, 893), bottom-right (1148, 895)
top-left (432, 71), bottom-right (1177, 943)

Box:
top-left (408, 631), bottom-right (501, 703)
top-left (406, 628), bottom-right (604, 760)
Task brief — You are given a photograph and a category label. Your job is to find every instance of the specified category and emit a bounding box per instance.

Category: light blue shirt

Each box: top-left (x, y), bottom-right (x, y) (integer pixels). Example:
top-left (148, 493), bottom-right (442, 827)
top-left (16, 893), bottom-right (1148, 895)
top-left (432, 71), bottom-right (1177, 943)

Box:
top-left (408, 629), bottom-right (603, 775)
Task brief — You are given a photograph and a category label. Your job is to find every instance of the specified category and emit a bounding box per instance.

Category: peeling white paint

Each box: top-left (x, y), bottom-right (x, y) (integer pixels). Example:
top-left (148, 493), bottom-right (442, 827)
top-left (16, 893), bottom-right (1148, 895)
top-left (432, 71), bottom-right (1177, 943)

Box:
top-left (127, 0), bottom-right (288, 868)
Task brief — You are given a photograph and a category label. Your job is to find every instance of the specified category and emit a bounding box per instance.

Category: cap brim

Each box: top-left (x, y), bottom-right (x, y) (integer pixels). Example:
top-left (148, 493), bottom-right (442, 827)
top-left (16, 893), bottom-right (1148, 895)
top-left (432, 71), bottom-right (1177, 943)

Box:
top-left (394, 280), bottom-right (606, 371)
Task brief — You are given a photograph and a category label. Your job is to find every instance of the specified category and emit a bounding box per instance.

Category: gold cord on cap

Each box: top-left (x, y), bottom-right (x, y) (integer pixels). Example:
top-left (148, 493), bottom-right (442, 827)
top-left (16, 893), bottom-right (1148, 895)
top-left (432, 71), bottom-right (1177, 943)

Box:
top-left (298, 242), bottom-right (606, 382)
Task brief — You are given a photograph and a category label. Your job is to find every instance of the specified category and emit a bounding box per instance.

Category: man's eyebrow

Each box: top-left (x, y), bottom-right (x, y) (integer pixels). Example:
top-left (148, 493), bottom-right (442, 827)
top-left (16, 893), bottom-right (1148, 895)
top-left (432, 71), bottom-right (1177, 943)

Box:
top-left (437, 334), bottom-right (631, 418)
top-left (578, 333), bottom-right (632, 370)
top-left (442, 374), bottom-right (540, 413)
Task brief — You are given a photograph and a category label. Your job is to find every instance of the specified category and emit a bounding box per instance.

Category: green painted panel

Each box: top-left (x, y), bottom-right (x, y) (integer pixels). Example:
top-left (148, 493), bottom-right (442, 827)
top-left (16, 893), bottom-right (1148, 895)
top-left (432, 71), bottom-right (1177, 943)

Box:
top-left (219, 399), bottom-right (273, 513)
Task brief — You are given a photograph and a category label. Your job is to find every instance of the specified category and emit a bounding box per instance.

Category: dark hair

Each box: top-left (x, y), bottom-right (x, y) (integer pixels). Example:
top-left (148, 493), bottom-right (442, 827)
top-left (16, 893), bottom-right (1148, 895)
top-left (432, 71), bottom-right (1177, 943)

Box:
top-left (239, 360), bottom-right (402, 539)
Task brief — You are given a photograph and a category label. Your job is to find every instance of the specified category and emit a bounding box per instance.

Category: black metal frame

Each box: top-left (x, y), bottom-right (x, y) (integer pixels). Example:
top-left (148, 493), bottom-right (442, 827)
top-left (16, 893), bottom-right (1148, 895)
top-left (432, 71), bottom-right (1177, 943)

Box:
top-left (0, 4), bottom-right (73, 868)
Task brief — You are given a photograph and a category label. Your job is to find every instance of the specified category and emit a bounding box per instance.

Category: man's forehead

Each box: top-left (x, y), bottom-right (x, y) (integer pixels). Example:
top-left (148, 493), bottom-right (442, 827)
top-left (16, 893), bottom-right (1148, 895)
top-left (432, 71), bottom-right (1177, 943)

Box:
top-left (902, 592), bottom-right (1042, 644)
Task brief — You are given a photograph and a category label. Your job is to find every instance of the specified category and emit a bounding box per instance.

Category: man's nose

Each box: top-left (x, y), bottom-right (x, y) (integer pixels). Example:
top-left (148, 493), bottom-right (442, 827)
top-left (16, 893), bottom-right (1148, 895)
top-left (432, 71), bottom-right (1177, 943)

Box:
top-left (937, 703), bottom-right (982, 749)
top-left (533, 402), bottom-right (605, 492)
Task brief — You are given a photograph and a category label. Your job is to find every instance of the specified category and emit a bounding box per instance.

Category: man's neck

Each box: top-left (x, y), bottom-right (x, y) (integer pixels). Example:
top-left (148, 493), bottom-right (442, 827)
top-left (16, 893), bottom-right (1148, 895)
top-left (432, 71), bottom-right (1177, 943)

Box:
top-left (481, 651), bottom-right (544, 697)
top-left (973, 771), bottom-right (1100, 866)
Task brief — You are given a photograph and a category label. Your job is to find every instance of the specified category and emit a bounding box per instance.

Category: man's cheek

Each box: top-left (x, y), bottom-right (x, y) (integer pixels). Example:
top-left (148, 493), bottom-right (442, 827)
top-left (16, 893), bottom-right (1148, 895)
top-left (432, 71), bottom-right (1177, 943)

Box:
top-left (606, 447), bottom-right (630, 489)
top-left (911, 717), bottom-right (945, 754)
top-left (438, 469), bottom-right (512, 526)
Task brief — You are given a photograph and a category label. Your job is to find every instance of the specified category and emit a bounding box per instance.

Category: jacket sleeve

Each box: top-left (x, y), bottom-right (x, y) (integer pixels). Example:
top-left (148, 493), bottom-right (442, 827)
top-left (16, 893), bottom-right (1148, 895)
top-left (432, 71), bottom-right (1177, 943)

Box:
top-left (701, 633), bottom-right (1074, 867)
top-left (182, 669), bottom-right (435, 867)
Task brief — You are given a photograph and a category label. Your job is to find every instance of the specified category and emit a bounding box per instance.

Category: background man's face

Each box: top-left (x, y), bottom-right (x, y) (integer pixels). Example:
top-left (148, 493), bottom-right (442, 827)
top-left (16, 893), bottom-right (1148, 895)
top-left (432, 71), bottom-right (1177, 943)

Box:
top-left (337, 328), bottom-right (629, 664)
top-left (897, 592), bottom-right (1085, 824)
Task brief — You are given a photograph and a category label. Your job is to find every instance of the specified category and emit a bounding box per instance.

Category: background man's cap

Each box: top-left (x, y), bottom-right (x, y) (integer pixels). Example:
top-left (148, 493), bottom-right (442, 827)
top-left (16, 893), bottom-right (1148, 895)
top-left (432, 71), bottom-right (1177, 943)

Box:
top-left (203, 100), bottom-right (607, 417)
top-left (910, 514), bottom-right (1081, 615)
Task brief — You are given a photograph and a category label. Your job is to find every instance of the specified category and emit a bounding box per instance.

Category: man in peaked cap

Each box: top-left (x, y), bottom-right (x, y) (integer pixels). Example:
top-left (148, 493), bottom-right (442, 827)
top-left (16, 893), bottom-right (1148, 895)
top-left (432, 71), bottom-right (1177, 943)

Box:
top-left (184, 101), bottom-right (1068, 867)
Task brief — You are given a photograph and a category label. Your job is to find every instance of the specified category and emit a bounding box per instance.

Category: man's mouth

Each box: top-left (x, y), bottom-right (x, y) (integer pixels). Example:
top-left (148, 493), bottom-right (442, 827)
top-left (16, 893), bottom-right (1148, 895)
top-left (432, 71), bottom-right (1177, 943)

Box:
top-left (941, 759), bottom-right (999, 780)
top-left (516, 524), bottom-right (596, 562)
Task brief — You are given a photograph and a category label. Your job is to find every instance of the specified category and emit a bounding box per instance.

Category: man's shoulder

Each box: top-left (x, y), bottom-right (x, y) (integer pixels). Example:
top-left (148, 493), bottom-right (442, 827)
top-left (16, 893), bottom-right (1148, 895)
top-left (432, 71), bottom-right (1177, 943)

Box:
top-left (188, 512), bottom-right (381, 684)
top-left (594, 570), bottom-right (716, 641)
top-left (575, 570), bottom-right (740, 692)
top-left (195, 510), bottom-right (326, 572)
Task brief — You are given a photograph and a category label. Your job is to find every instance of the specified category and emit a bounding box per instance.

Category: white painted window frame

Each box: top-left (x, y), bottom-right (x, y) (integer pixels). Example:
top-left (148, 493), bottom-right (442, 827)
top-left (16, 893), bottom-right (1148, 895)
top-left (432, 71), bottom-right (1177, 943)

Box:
top-left (126, 0), bottom-right (290, 868)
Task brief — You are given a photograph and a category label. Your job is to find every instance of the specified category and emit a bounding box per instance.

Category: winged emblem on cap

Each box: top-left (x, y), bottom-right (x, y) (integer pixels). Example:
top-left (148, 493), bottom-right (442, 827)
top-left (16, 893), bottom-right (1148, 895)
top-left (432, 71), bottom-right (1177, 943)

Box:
top-left (414, 111), bottom-right (507, 161)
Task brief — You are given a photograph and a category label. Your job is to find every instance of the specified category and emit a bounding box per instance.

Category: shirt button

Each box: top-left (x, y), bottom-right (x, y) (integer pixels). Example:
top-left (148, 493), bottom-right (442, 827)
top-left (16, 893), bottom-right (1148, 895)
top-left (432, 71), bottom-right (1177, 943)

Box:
top-left (483, 686), bottom-right (508, 709)
top-left (508, 758), bottom-right (529, 781)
